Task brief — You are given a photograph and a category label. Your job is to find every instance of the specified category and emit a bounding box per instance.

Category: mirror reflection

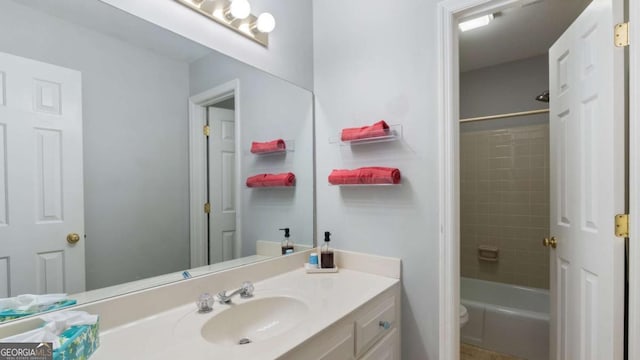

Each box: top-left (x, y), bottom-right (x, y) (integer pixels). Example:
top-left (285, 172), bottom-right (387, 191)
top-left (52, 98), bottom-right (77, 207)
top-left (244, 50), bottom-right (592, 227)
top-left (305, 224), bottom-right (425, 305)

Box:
top-left (0, 0), bottom-right (314, 322)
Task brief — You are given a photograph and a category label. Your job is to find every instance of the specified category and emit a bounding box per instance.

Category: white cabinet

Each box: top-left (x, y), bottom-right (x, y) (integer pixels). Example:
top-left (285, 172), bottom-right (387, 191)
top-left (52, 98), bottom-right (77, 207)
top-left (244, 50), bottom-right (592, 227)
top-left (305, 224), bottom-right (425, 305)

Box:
top-left (279, 284), bottom-right (401, 360)
top-left (355, 296), bottom-right (396, 357)
top-left (359, 329), bottom-right (400, 360)
top-left (280, 323), bottom-right (355, 360)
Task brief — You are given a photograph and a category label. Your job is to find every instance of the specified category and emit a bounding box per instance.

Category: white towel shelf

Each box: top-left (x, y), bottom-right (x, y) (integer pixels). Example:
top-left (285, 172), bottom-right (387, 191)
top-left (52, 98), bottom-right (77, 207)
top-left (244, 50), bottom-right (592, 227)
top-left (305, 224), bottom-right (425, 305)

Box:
top-left (328, 182), bottom-right (401, 187)
top-left (328, 124), bottom-right (402, 145)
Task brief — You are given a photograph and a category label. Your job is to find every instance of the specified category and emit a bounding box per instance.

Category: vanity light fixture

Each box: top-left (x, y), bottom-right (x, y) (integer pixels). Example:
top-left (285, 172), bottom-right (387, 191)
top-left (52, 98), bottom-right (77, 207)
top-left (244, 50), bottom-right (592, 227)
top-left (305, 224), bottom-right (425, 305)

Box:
top-left (175, 0), bottom-right (276, 47)
top-left (459, 14), bottom-right (494, 32)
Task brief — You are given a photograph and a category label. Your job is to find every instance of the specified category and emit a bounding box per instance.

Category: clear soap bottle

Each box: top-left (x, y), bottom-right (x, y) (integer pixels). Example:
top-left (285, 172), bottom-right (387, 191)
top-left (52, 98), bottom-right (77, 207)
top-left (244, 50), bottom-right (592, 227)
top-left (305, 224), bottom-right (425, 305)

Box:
top-left (321, 231), bottom-right (335, 268)
top-left (279, 228), bottom-right (294, 255)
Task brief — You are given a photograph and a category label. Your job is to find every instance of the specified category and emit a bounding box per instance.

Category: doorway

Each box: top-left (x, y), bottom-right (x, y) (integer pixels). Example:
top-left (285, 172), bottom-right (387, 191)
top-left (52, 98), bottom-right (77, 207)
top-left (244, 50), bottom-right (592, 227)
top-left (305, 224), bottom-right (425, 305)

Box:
top-left (438, 0), bottom-right (627, 359)
top-left (459, 55), bottom-right (552, 360)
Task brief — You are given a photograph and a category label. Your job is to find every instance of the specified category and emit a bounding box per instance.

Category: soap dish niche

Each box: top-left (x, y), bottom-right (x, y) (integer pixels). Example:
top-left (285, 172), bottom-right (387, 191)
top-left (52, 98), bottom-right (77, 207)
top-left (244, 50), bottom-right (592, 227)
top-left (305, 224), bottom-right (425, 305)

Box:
top-left (478, 245), bottom-right (499, 262)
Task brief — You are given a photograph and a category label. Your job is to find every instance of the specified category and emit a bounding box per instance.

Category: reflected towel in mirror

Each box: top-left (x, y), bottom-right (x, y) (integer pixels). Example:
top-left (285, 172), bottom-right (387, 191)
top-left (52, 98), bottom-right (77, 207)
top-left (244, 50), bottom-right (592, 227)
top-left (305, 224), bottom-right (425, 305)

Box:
top-left (328, 167), bottom-right (401, 185)
top-left (246, 172), bottom-right (296, 187)
top-left (251, 139), bottom-right (286, 153)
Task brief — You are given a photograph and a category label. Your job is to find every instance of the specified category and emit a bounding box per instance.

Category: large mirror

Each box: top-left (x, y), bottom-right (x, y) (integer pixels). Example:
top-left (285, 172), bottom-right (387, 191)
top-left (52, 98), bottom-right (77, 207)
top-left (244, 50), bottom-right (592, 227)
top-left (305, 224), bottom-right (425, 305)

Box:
top-left (0, 0), bottom-right (314, 322)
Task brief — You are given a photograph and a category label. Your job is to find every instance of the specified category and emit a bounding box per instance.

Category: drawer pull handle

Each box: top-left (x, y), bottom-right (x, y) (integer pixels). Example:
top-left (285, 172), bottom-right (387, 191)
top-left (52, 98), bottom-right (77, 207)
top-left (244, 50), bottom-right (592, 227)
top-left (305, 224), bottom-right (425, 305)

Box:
top-left (379, 320), bottom-right (391, 330)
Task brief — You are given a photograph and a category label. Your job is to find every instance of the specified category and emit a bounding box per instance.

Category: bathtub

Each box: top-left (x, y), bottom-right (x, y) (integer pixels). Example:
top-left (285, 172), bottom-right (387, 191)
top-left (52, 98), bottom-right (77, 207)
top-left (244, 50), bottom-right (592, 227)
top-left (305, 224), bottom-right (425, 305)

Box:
top-left (461, 277), bottom-right (550, 360)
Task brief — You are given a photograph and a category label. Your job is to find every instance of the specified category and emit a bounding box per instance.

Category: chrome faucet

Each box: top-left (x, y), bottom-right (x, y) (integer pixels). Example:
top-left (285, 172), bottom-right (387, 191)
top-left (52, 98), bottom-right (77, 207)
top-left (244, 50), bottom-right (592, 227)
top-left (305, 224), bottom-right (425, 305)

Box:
top-left (217, 281), bottom-right (254, 304)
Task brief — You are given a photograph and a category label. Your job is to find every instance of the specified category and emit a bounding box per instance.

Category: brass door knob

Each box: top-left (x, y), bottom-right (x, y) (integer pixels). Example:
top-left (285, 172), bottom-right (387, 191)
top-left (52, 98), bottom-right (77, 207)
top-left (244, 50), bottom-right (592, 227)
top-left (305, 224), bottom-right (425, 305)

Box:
top-left (543, 236), bottom-right (557, 249)
top-left (67, 233), bottom-right (81, 244)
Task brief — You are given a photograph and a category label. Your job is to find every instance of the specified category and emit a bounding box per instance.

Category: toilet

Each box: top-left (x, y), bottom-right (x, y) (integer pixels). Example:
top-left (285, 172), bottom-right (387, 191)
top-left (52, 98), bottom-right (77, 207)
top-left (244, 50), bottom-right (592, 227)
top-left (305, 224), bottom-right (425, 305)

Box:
top-left (460, 305), bottom-right (469, 328)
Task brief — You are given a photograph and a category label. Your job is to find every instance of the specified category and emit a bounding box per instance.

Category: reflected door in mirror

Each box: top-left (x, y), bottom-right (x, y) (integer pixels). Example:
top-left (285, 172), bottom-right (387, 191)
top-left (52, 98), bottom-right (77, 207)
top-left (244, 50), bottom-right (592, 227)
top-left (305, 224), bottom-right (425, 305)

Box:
top-left (208, 107), bottom-right (236, 263)
top-left (0, 52), bottom-right (85, 296)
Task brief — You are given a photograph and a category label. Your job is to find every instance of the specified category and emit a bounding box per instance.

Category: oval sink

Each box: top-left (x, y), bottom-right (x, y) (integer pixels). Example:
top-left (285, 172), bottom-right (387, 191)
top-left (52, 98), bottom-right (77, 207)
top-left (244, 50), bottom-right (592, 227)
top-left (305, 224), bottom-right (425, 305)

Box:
top-left (201, 296), bottom-right (309, 346)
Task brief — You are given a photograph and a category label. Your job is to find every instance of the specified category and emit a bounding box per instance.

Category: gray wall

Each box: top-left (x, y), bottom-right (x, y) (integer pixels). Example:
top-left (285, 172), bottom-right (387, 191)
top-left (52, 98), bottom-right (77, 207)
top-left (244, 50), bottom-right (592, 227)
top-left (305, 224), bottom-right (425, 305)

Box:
top-left (460, 55), bottom-right (550, 131)
top-left (313, 1), bottom-right (440, 358)
top-left (0, 1), bottom-right (191, 290)
top-left (190, 51), bottom-right (314, 256)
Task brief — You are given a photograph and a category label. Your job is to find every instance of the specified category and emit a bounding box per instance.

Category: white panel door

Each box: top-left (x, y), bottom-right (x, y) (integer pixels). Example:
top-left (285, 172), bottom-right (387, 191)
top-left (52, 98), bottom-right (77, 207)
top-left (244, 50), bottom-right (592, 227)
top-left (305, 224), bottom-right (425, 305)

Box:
top-left (548, 0), bottom-right (624, 359)
top-left (0, 52), bottom-right (84, 296)
top-left (208, 107), bottom-right (236, 264)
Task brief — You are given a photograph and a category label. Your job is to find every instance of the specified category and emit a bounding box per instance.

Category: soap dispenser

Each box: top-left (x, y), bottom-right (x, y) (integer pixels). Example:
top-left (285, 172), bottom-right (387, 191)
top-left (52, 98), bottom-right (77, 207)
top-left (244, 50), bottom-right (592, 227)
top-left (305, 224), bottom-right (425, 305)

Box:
top-left (321, 231), bottom-right (335, 268)
top-left (279, 228), bottom-right (294, 255)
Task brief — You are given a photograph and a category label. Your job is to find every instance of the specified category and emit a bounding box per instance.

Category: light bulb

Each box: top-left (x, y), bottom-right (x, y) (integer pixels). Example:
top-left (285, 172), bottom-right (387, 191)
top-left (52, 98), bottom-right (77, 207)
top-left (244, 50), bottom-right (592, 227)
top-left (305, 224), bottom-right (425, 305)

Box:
top-left (256, 12), bottom-right (276, 33)
top-left (230, 0), bottom-right (251, 20)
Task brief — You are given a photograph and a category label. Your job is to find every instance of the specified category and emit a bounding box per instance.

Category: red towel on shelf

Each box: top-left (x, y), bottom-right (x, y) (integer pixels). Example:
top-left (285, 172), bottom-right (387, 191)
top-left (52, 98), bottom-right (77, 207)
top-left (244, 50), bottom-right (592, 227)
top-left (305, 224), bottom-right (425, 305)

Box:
top-left (340, 120), bottom-right (390, 141)
top-left (246, 172), bottom-right (296, 187)
top-left (328, 167), bottom-right (401, 185)
top-left (250, 139), bottom-right (286, 153)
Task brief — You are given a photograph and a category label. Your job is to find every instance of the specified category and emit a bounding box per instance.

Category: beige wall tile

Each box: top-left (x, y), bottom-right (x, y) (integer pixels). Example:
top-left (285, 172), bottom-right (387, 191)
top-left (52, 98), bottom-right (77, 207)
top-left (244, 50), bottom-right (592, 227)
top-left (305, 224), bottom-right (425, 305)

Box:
top-left (459, 124), bottom-right (550, 289)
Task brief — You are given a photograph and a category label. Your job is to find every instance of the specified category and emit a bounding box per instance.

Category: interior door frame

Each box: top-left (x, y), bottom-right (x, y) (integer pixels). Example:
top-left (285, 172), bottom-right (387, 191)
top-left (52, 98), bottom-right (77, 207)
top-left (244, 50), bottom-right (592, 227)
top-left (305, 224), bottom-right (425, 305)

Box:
top-left (188, 79), bottom-right (242, 268)
top-left (436, 0), bottom-right (636, 358)
top-left (628, 1), bottom-right (640, 358)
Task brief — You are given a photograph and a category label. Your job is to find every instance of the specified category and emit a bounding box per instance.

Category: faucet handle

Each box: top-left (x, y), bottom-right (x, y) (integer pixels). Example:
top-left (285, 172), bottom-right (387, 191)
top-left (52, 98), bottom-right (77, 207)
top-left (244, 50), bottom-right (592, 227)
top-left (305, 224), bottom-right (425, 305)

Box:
top-left (240, 281), bottom-right (254, 298)
top-left (196, 293), bottom-right (214, 313)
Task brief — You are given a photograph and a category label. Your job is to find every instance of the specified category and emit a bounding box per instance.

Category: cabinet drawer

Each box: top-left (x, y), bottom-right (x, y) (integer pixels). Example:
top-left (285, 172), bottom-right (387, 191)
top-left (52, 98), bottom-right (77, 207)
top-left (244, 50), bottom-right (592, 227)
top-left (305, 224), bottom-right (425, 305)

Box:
top-left (318, 328), bottom-right (354, 360)
top-left (279, 323), bottom-right (355, 360)
top-left (359, 329), bottom-right (399, 360)
top-left (355, 296), bottom-right (396, 356)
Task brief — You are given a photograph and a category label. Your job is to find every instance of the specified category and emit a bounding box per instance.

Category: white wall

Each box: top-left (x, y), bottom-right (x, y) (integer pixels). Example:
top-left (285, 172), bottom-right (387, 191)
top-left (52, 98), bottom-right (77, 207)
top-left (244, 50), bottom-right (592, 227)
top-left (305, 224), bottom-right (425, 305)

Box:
top-left (190, 52), bottom-right (314, 256)
top-left (0, 1), bottom-right (191, 290)
top-left (313, 1), bottom-right (440, 358)
top-left (100, 0), bottom-right (314, 91)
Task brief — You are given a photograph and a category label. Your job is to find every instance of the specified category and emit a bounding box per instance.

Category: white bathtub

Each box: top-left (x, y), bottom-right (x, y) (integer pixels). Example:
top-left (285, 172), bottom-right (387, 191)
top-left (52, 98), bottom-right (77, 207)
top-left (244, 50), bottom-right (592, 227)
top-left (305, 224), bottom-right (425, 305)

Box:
top-left (461, 277), bottom-right (550, 360)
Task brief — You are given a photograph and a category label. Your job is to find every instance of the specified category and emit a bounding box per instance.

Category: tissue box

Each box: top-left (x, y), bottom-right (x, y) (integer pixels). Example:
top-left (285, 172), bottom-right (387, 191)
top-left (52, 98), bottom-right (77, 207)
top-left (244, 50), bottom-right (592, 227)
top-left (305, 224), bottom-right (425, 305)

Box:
top-left (0, 300), bottom-right (77, 323)
top-left (53, 317), bottom-right (99, 360)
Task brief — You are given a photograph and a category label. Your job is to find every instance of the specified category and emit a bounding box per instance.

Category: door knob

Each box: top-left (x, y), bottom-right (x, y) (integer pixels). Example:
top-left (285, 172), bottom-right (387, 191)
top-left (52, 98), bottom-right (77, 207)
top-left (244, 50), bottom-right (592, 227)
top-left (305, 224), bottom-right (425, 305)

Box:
top-left (67, 233), bottom-right (81, 244)
top-left (542, 236), bottom-right (557, 249)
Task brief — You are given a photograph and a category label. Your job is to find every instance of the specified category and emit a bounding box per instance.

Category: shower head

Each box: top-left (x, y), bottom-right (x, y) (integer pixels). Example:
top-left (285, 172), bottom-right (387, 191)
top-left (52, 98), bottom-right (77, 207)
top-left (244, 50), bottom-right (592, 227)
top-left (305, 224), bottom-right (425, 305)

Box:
top-left (535, 90), bottom-right (549, 103)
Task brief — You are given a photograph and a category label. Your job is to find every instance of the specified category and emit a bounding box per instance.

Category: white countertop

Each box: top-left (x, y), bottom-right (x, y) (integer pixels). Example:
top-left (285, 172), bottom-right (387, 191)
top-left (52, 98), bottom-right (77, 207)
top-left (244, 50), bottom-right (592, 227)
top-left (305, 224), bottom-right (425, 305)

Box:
top-left (91, 268), bottom-right (398, 359)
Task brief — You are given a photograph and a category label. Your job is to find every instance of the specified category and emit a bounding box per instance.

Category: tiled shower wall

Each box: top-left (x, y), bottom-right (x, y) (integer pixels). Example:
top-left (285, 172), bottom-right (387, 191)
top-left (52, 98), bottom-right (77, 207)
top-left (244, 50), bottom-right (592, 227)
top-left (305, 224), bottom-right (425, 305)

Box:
top-left (460, 124), bottom-right (550, 289)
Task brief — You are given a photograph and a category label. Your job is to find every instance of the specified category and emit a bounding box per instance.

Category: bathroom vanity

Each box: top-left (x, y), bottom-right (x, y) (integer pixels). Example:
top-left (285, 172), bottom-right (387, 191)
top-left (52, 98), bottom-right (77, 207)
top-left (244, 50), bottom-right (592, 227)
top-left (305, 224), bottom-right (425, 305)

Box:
top-left (0, 250), bottom-right (400, 359)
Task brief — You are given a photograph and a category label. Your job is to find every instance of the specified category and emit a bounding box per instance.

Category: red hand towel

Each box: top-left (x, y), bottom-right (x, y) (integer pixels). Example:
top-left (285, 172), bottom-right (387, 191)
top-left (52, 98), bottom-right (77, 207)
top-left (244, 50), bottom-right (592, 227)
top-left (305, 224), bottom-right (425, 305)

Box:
top-left (340, 120), bottom-right (390, 141)
top-left (246, 172), bottom-right (296, 187)
top-left (328, 167), bottom-right (401, 185)
top-left (250, 139), bottom-right (286, 154)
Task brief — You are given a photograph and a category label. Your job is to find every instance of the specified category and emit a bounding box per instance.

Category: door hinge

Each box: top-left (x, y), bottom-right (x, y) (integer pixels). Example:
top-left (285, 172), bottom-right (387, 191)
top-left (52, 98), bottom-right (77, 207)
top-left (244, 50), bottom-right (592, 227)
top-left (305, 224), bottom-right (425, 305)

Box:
top-left (204, 202), bottom-right (211, 214)
top-left (614, 22), bottom-right (629, 47)
top-left (615, 214), bottom-right (629, 237)
top-left (203, 125), bottom-right (210, 137)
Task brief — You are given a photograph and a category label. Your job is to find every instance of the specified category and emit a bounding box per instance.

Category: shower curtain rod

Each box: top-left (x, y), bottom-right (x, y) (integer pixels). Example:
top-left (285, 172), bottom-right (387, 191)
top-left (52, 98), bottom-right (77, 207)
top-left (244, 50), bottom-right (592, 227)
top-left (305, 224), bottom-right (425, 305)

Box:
top-left (460, 108), bottom-right (550, 123)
